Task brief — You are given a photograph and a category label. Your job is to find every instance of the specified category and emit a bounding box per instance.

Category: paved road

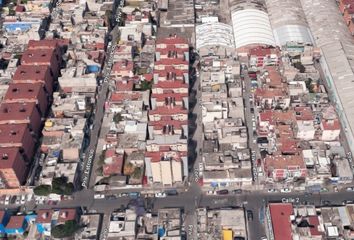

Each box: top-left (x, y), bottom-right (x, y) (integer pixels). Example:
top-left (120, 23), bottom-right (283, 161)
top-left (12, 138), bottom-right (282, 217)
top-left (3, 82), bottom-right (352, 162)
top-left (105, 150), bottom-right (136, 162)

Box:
top-left (5, 188), bottom-right (354, 240)
top-left (81, 16), bottom-right (121, 189)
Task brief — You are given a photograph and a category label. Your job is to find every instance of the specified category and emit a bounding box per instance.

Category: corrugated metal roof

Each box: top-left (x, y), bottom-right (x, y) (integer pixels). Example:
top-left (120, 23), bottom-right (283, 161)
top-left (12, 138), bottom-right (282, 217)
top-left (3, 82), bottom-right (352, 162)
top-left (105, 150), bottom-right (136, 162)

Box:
top-left (273, 25), bottom-right (313, 46)
top-left (301, 0), bottom-right (354, 154)
top-left (196, 23), bottom-right (235, 49)
top-left (231, 9), bottom-right (276, 49)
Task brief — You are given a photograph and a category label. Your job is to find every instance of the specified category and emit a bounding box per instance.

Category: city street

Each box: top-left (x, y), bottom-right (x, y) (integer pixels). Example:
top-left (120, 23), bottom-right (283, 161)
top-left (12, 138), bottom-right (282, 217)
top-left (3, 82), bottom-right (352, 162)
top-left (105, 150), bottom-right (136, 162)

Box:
top-left (3, 187), bottom-right (354, 240)
top-left (81, 10), bottom-right (122, 189)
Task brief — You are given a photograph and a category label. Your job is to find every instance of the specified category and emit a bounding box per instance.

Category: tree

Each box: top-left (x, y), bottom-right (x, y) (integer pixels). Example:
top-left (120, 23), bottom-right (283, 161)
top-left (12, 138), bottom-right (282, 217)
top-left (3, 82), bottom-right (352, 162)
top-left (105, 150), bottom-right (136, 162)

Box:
top-left (52, 176), bottom-right (74, 195)
top-left (293, 62), bottom-right (305, 73)
top-left (33, 185), bottom-right (51, 196)
top-left (113, 113), bottom-right (122, 123)
top-left (51, 220), bottom-right (79, 238)
top-left (135, 80), bottom-right (152, 91)
top-left (305, 78), bottom-right (315, 93)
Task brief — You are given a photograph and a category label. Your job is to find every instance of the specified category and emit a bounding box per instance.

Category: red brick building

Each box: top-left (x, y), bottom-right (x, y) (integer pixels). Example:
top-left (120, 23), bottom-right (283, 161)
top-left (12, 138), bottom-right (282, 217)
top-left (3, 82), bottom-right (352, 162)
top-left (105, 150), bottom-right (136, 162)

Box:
top-left (0, 123), bottom-right (35, 160)
top-left (0, 101), bottom-right (42, 135)
top-left (13, 65), bottom-right (54, 94)
top-left (0, 147), bottom-right (28, 188)
top-left (21, 48), bottom-right (61, 79)
top-left (4, 83), bottom-right (49, 116)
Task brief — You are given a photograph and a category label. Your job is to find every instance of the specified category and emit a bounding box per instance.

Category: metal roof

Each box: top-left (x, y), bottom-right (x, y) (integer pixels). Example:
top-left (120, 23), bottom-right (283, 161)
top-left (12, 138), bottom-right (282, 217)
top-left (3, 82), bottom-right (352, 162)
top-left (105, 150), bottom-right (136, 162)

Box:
top-left (196, 22), bottom-right (235, 49)
top-left (301, 0), bottom-right (354, 153)
top-left (265, 0), bottom-right (313, 46)
top-left (231, 9), bottom-right (276, 49)
top-left (273, 25), bottom-right (313, 46)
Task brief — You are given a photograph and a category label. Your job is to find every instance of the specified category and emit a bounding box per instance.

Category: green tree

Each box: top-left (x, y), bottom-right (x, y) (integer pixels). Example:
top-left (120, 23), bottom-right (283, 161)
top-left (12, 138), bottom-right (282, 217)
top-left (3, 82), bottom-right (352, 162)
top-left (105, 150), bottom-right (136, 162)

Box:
top-left (136, 80), bottom-right (152, 91)
top-left (33, 185), bottom-right (51, 196)
top-left (51, 220), bottom-right (79, 238)
top-left (113, 113), bottom-right (122, 123)
top-left (52, 176), bottom-right (74, 195)
top-left (293, 62), bottom-right (305, 73)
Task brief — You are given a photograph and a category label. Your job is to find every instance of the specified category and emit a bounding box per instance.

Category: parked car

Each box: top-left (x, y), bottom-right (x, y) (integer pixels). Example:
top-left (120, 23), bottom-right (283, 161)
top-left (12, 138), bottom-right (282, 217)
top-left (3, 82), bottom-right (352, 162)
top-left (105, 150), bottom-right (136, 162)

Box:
top-left (20, 195), bottom-right (26, 204)
top-left (343, 200), bottom-right (353, 205)
top-left (206, 190), bottom-right (216, 195)
top-left (4, 195), bottom-right (10, 205)
top-left (107, 195), bottom-right (116, 200)
top-left (94, 194), bottom-right (105, 199)
top-left (166, 190), bottom-right (178, 196)
top-left (155, 192), bottom-right (166, 198)
top-left (320, 187), bottom-right (328, 192)
top-left (280, 188), bottom-right (291, 193)
top-left (216, 189), bottom-right (229, 195)
top-left (346, 187), bottom-right (354, 192)
top-left (304, 192), bottom-right (312, 197)
top-left (232, 189), bottom-right (242, 194)
top-left (267, 189), bottom-right (277, 193)
top-left (199, 162), bottom-right (203, 173)
top-left (247, 210), bottom-right (253, 221)
top-left (129, 192), bottom-right (141, 199)
top-left (15, 197), bottom-right (21, 205)
top-left (26, 194), bottom-right (33, 202)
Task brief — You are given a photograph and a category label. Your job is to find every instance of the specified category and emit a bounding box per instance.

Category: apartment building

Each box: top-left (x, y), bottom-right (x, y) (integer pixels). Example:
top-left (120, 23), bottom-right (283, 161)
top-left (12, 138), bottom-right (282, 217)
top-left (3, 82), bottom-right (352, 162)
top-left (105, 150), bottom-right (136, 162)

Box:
top-left (145, 35), bottom-right (189, 186)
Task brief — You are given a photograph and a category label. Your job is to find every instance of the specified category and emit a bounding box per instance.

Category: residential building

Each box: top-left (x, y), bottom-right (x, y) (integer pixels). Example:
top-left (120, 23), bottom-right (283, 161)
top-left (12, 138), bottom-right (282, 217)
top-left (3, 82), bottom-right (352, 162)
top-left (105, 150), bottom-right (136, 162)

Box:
top-left (0, 147), bottom-right (28, 188)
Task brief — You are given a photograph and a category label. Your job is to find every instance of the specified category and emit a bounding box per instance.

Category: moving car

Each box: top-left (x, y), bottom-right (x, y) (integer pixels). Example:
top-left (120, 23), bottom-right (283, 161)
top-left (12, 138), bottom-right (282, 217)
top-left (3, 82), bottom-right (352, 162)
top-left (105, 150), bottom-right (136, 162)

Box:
top-left (247, 210), bottom-right (253, 221)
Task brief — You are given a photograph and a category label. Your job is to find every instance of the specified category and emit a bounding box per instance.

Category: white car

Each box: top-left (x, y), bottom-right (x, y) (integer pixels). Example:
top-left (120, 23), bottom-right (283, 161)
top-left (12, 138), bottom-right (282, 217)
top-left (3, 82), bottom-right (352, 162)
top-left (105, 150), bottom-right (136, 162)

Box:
top-left (267, 189), bottom-right (277, 193)
top-left (26, 194), bottom-right (33, 202)
top-left (155, 192), bottom-right (166, 198)
top-left (20, 195), bottom-right (26, 205)
top-left (4, 195), bottom-right (10, 205)
top-left (199, 162), bottom-right (203, 172)
top-left (94, 194), bottom-right (105, 199)
top-left (281, 188), bottom-right (291, 193)
top-left (15, 196), bottom-right (20, 205)
top-left (346, 187), bottom-right (354, 192)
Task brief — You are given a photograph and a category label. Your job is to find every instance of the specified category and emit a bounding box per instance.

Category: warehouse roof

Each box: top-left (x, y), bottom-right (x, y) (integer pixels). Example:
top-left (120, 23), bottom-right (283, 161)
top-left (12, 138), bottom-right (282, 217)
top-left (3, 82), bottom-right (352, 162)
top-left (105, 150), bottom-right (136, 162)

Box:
top-left (231, 9), bottom-right (275, 49)
top-left (196, 22), bottom-right (235, 49)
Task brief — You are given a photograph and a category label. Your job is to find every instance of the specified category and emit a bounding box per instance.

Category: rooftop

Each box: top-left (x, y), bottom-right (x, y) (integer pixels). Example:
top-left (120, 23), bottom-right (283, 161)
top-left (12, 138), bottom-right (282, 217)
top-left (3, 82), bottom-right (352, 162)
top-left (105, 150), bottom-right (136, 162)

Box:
top-left (5, 83), bottom-right (43, 101)
top-left (0, 102), bottom-right (38, 121)
top-left (13, 65), bottom-right (51, 81)
top-left (6, 215), bottom-right (25, 229)
top-left (21, 49), bottom-right (55, 64)
top-left (269, 203), bottom-right (293, 240)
